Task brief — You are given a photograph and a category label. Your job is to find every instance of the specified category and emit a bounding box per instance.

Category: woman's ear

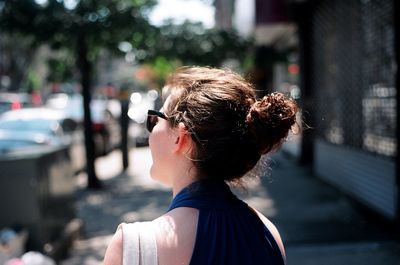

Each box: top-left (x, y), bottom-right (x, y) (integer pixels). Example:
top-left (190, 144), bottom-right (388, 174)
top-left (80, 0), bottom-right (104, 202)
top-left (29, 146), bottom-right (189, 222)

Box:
top-left (173, 122), bottom-right (192, 154)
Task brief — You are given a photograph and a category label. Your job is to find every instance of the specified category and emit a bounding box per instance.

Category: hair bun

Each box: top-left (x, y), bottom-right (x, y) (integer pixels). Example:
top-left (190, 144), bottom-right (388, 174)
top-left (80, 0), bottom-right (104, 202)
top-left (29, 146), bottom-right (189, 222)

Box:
top-left (246, 92), bottom-right (299, 154)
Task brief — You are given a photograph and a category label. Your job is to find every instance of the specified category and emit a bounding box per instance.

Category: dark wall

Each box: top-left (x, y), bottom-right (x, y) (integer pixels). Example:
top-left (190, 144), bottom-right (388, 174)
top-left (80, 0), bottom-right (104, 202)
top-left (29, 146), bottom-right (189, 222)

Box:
top-left (256, 0), bottom-right (290, 24)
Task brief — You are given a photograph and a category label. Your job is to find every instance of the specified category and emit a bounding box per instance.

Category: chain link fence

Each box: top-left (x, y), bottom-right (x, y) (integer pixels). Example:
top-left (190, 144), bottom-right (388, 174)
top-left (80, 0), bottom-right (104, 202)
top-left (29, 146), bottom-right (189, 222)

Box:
top-left (311, 0), bottom-right (396, 159)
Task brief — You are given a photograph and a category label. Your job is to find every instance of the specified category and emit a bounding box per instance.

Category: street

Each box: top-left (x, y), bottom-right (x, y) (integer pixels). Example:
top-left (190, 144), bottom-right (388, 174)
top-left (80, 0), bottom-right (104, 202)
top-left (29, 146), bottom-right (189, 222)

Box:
top-left (61, 146), bottom-right (400, 265)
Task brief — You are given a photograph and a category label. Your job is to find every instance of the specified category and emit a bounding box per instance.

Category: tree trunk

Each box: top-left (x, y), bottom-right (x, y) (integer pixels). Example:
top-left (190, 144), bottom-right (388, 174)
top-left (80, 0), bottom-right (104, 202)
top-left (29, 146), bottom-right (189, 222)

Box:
top-left (77, 34), bottom-right (102, 189)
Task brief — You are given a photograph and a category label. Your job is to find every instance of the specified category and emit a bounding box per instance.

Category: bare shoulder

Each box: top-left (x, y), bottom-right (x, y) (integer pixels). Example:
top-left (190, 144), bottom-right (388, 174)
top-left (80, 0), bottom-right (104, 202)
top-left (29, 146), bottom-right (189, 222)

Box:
top-left (103, 208), bottom-right (199, 265)
top-left (152, 207), bottom-right (199, 265)
top-left (152, 207), bottom-right (199, 242)
top-left (251, 208), bottom-right (286, 260)
top-left (103, 224), bottom-right (123, 265)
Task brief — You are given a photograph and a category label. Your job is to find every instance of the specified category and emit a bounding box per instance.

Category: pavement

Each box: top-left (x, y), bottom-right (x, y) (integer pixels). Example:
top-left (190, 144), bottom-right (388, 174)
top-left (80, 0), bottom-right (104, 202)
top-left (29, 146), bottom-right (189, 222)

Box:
top-left (60, 146), bottom-right (400, 265)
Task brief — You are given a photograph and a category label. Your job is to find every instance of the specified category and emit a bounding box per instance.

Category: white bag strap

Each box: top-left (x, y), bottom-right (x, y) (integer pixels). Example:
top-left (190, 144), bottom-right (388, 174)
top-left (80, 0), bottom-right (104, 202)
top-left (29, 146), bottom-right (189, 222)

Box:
top-left (137, 222), bottom-right (158, 265)
top-left (122, 223), bottom-right (140, 265)
top-left (122, 222), bottom-right (158, 265)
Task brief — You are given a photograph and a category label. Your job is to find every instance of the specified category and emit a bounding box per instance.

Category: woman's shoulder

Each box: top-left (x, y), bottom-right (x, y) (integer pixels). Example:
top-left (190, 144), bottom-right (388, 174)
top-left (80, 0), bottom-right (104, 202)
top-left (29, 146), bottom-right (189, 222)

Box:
top-left (103, 208), bottom-right (199, 265)
top-left (251, 208), bottom-right (286, 261)
top-left (103, 223), bottom-right (124, 265)
top-left (153, 207), bottom-right (199, 265)
top-left (153, 207), bottom-right (199, 236)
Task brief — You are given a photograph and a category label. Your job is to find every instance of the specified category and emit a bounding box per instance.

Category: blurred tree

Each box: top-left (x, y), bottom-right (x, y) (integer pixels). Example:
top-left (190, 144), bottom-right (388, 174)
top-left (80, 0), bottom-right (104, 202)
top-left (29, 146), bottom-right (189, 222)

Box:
top-left (151, 21), bottom-right (252, 66)
top-left (130, 21), bottom-right (254, 87)
top-left (26, 68), bottom-right (42, 92)
top-left (46, 55), bottom-right (75, 83)
top-left (0, 33), bottom-right (37, 91)
top-left (137, 57), bottom-right (182, 89)
top-left (0, 0), bottom-right (157, 189)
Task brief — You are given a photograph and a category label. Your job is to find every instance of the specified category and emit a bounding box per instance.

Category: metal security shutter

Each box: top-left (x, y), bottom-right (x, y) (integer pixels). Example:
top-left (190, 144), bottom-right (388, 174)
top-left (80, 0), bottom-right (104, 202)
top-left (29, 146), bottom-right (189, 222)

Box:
top-left (315, 140), bottom-right (397, 219)
top-left (311, 0), bottom-right (397, 219)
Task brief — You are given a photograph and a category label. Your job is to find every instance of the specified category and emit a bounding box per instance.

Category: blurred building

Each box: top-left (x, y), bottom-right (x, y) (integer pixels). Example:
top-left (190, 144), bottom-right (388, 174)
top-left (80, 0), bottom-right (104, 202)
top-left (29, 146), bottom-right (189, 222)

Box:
top-left (215, 0), bottom-right (234, 30)
top-left (290, 0), bottom-right (399, 222)
top-left (215, 0), bottom-right (299, 95)
top-left (216, 0), bottom-right (400, 222)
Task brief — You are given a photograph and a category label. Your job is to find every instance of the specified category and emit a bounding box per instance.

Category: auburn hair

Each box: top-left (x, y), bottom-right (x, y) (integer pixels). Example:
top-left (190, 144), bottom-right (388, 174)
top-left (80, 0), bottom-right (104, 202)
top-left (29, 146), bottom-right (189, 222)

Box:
top-left (163, 66), bottom-right (299, 182)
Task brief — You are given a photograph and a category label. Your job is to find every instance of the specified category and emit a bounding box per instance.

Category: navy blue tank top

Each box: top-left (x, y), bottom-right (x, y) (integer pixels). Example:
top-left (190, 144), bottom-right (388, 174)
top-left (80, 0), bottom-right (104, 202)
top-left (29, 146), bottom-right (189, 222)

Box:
top-left (167, 180), bottom-right (285, 265)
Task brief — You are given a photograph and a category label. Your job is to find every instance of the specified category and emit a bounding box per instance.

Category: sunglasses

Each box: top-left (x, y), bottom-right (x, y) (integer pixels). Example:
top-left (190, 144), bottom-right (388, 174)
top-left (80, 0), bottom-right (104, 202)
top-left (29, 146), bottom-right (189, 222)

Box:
top-left (147, 110), bottom-right (168, 132)
top-left (146, 109), bottom-right (203, 144)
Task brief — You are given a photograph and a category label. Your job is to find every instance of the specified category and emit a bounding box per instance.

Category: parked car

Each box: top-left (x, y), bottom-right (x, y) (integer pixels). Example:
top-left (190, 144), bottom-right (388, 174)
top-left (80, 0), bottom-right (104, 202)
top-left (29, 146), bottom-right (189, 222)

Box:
top-left (0, 92), bottom-right (32, 115)
top-left (44, 93), bottom-right (83, 123)
top-left (45, 93), bottom-right (121, 156)
top-left (0, 108), bottom-right (85, 173)
top-left (0, 129), bottom-right (49, 155)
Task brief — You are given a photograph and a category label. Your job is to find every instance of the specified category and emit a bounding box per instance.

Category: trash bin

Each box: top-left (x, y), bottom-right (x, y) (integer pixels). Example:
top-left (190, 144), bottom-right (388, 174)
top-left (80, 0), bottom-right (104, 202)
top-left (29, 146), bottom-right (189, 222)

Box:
top-left (0, 146), bottom-right (76, 252)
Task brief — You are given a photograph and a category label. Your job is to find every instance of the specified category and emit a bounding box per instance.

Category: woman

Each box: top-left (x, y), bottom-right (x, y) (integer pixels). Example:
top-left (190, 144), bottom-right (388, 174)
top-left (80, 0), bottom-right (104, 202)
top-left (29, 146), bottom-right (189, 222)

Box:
top-left (104, 66), bottom-right (299, 265)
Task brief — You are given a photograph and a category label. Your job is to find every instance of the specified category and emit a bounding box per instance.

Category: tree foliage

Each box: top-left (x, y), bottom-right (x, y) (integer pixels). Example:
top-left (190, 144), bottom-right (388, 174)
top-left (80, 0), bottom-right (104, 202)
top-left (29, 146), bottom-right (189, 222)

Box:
top-left (0, 33), bottom-right (37, 91)
top-left (145, 21), bottom-right (253, 66)
top-left (0, 0), bottom-right (157, 57)
top-left (127, 21), bottom-right (254, 88)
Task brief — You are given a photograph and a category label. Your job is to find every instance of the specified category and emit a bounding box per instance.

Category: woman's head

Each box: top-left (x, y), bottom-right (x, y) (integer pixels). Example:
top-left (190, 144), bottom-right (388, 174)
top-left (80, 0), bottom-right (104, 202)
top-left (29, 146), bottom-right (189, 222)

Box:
top-left (159, 66), bottom-right (299, 182)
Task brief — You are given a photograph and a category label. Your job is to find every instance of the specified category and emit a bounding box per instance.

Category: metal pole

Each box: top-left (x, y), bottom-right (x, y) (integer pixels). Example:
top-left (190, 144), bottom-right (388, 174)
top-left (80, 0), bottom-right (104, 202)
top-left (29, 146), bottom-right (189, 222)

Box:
top-left (120, 99), bottom-right (130, 170)
top-left (293, 1), bottom-right (315, 166)
top-left (393, 0), bottom-right (400, 222)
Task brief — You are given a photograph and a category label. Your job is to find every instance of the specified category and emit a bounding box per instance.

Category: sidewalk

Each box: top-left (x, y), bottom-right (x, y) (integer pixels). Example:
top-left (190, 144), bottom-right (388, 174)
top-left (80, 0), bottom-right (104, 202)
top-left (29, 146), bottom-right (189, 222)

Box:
top-left (251, 152), bottom-right (400, 264)
top-left (61, 147), bottom-right (400, 264)
top-left (61, 147), bottom-right (170, 265)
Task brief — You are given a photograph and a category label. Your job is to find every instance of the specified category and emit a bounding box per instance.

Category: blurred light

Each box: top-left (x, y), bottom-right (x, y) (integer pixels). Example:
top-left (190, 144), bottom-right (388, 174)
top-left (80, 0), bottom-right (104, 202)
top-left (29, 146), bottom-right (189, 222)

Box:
top-left (11, 101), bottom-right (22, 110)
top-left (33, 134), bottom-right (48, 144)
top-left (135, 50), bottom-right (147, 61)
top-left (128, 109), bottom-right (146, 124)
top-left (117, 2), bottom-right (128, 12)
top-left (98, 7), bottom-right (110, 19)
top-left (288, 64), bottom-right (299, 75)
top-left (221, 59), bottom-right (240, 71)
top-left (125, 52), bottom-right (136, 63)
top-left (45, 94), bottom-right (69, 109)
top-left (1, 76), bottom-right (11, 88)
top-left (147, 90), bottom-right (159, 101)
top-left (64, 0), bottom-right (79, 10)
top-left (34, 0), bottom-right (48, 6)
top-left (145, 38), bottom-right (156, 48)
top-left (130, 93), bottom-right (142, 105)
top-left (149, 0), bottom-right (215, 28)
top-left (93, 123), bottom-right (105, 132)
top-left (118, 42), bottom-right (132, 53)
top-left (88, 13), bottom-right (99, 22)
top-left (50, 123), bottom-right (60, 133)
top-left (135, 69), bottom-right (147, 80)
top-left (290, 85), bottom-right (301, 99)
top-left (200, 40), bottom-right (212, 52)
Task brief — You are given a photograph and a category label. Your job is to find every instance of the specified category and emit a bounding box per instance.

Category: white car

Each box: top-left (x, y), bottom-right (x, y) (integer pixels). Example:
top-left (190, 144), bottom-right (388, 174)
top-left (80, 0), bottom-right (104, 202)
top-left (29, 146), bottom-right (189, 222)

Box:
top-left (0, 108), bottom-right (85, 173)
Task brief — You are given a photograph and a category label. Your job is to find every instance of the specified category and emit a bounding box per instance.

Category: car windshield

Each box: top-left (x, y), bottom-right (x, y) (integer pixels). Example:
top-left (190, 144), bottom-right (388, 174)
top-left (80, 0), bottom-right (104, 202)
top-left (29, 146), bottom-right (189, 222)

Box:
top-left (0, 119), bottom-right (56, 133)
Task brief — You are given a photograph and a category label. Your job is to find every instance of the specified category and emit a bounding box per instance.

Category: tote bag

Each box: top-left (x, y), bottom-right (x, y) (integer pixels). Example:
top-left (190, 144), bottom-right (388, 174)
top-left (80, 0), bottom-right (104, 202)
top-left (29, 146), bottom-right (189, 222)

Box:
top-left (122, 222), bottom-right (158, 265)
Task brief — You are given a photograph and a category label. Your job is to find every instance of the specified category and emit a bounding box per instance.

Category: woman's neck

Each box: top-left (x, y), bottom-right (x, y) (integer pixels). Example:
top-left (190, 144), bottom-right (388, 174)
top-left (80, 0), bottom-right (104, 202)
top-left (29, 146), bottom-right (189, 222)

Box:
top-left (171, 165), bottom-right (198, 198)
